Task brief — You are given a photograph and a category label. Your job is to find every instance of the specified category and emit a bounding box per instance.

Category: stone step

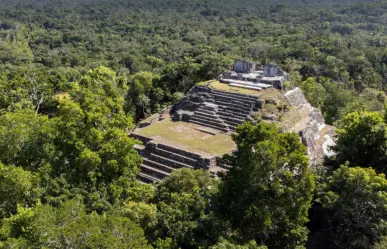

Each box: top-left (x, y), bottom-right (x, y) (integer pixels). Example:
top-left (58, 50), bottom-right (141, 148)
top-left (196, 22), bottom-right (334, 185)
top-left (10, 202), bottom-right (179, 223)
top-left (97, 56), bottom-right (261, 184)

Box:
top-left (224, 119), bottom-right (243, 128)
top-left (212, 94), bottom-right (257, 105)
top-left (218, 106), bottom-right (250, 115)
top-left (217, 111), bottom-right (247, 120)
top-left (193, 111), bottom-right (218, 119)
top-left (154, 147), bottom-right (198, 167)
top-left (219, 164), bottom-right (232, 170)
top-left (225, 122), bottom-right (238, 129)
top-left (190, 116), bottom-right (228, 129)
top-left (229, 83), bottom-right (262, 91)
top-left (196, 107), bottom-right (217, 115)
top-left (211, 93), bottom-right (257, 105)
top-left (149, 153), bottom-right (193, 169)
top-left (215, 98), bottom-right (254, 109)
top-left (143, 158), bottom-right (174, 173)
top-left (218, 114), bottom-right (246, 124)
top-left (214, 99), bottom-right (252, 110)
top-left (140, 164), bottom-right (170, 179)
top-left (194, 110), bottom-right (219, 119)
top-left (212, 94), bottom-right (256, 106)
top-left (222, 79), bottom-right (272, 89)
top-left (192, 113), bottom-right (221, 124)
top-left (137, 172), bottom-right (159, 183)
top-left (157, 143), bottom-right (201, 160)
top-left (130, 133), bottom-right (152, 144)
top-left (211, 89), bottom-right (257, 100)
top-left (189, 119), bottom-right (229, 133)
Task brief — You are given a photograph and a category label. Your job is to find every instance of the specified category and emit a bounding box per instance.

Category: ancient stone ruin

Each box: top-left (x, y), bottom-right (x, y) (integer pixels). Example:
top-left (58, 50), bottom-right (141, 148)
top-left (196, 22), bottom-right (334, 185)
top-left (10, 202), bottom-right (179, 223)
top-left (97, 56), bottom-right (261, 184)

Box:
top-left (172, 86), bottom-right (258, 133)
top-left (131, 60), bottom-right (335, 183)
top-left (221, 60), bottom-right (288, 90)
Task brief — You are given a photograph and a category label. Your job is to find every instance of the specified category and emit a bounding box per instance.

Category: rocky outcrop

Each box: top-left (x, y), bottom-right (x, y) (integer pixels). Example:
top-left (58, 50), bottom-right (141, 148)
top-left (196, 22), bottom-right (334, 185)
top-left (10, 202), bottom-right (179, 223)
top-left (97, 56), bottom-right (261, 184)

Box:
top-left (284, 88), bottom-right (334, 166)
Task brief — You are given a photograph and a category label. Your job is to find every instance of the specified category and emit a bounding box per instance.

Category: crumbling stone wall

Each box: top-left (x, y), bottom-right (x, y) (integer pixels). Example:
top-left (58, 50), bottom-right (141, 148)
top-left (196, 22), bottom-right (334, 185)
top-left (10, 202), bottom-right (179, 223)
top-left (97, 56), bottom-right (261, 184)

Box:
top-left (283, 87), bottom-right (332, 165)
top-left (284, 87), bottom-right (308, 108)
top-left (233, 60), bottom-right (256, 73)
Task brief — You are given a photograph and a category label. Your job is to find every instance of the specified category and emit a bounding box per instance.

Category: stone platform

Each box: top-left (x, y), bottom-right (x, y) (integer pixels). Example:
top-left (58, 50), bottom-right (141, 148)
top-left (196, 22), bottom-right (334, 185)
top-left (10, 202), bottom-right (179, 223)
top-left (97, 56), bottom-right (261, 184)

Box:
top-left (131, 62), bottom-right (335, 183)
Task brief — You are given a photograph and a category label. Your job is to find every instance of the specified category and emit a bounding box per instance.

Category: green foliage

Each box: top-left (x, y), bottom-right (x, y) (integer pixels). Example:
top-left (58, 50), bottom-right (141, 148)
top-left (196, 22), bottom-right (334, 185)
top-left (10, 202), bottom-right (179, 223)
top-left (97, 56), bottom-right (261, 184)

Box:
top-left (127, 71), bottom-right (161, 119)
top-left (219, 122), bottom-right (315, 249)
top-left (0, 164), bottom-right (41, 219)
top-left (316, 165), bottom-right (387, 249)
top-left (374, 236), bottom-right (387, 249)
top-left (209, 239), bottom-right (267, 249)
top-left (1, 1), bottom-right (387, 248)
top-left (0, 199), bottom-right (152, 249)
top-left (0, 25), bottom-right (33, 64)
top-left (0, 67), bottom-right (143, 212)
top-left (119, 201), bottom-right (158, 230)
top-left (47, 66), bottom-right (142, 210)
top-left (0, 110), bottom-right (55, 170)
top-left (333, 111), bottom-right (387, 172)
top-left (298, 77), bottom-right (326, 108)
top-left (154, 168), bottom-right (218, 248)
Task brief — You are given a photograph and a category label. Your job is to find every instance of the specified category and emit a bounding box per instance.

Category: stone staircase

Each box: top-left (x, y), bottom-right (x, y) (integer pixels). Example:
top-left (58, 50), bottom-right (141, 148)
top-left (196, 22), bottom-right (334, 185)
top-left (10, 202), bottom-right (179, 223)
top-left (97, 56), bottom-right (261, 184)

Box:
top-left (189, 89), bottom-right (258, 132)
top-left (135, 140), bottom-right (213, 183)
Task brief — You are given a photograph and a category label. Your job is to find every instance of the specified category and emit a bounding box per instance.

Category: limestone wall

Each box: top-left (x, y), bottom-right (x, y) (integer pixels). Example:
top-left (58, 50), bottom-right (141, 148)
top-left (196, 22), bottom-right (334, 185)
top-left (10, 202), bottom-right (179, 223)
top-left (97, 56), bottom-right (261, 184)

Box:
top-left (284, 87), bottom-right (308, 108)
top-left (283, 87), bottom-right (333, 165)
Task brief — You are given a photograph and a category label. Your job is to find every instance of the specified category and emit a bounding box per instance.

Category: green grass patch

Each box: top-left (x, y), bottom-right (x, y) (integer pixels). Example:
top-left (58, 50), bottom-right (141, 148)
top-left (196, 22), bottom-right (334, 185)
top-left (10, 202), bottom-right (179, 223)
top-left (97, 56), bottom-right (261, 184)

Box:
top-left (135, 119), bottom-right (236, 156)
top-left (197, 80), bottom-right (262, 96)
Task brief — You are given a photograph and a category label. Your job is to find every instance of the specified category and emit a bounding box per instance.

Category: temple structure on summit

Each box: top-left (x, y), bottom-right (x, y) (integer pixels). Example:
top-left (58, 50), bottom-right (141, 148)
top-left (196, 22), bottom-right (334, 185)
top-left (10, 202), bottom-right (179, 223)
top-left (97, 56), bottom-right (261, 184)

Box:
top-left (221, 60), bottom-right (288, 90)
top-left (131, 60), bottom-right (334, 184)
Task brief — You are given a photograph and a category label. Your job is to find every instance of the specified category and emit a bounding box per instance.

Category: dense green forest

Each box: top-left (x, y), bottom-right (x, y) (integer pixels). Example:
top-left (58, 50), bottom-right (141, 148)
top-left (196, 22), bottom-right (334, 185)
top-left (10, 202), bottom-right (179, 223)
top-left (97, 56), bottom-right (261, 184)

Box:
top-left (1, 0), bottom-right (387, 248)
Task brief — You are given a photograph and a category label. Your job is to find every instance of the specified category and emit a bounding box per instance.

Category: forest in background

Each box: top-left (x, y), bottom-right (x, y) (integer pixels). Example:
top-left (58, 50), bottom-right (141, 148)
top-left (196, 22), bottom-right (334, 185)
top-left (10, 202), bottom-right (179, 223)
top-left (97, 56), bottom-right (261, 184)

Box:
top-left (1, 0), bottom-right (387, 248)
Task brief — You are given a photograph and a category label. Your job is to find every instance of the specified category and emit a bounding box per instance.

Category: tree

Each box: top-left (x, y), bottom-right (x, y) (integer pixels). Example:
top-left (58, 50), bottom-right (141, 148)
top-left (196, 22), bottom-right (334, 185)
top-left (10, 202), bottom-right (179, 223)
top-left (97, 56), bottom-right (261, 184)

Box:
top-left (198, 53), bottom-right (233, 80)
top-left (209, 239), bottom-right (267, 249)
top-left (46, 66), bottom-right (143, 210)
top-left (298, 77), bottom-right (326, 108)
top-left (0, 110), bottom-right (56, 171)
top-left (154, 168), bottom-right (218, 248)
top-left (218, 122), bottom-right (315, 249)
top-left (333, 111), bottom-right (387, 172)
top-left (374, 236), bottom-right (387, 249)
top-left (127, 71), bottom-right (160, 119)
top-left (0, 199), bottom-right (152, 248)
top-left (316, 165), bottom-right (387, 249)
top-left (0, 163), bottom-right (41, 219)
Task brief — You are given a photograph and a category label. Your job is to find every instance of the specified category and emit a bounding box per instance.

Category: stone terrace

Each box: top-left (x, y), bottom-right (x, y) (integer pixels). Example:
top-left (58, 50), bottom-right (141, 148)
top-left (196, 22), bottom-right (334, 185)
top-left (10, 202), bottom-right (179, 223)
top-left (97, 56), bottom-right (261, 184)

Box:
top-left (134, 138), bottom-right (214, 183)
top-left (131, 61), bottom-right (334, 183)
top-left (174, 86), bottom-right (259, 133)
top-left (131, 118), bottom-right (236, 183)
top-left (132, 83), bottom-right (262, 183)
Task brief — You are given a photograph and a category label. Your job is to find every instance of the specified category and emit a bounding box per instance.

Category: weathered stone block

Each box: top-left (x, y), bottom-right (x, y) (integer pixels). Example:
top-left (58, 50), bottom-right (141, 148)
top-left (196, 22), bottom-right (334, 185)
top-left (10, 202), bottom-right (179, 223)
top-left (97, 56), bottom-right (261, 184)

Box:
top-left (255, 100), bottom-right (265, 109)
top-left (284, 87), bottom-right (308, 108)
top-left (262, 113), bottom-right (277, 120)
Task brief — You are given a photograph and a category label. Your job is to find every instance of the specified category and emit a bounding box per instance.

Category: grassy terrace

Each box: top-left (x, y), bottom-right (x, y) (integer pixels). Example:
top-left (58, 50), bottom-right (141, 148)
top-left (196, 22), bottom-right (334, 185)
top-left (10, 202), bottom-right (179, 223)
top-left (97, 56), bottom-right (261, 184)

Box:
top-left (197, 80), bottom-right (262, 96)
top-left (197, 80), bottom-right (285, 100)
top-left (134, 118), bottom-right (236, 157)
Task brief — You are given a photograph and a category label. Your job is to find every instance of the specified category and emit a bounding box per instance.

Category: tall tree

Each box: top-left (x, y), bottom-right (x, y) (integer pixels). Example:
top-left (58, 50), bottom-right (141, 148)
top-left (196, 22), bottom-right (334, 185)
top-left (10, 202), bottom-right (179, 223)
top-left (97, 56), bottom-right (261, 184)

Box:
top-left (154, 168), bottom-right (218, 248)
top-left (0, 199), bottom-right (152, 248)
top-left (0, 163), bottom-right (41, 219)
top-left (48, 66), bottom-right (142, 210)
top-left (218, 122), bottom-right (315, 249)
top-left (333, 111), bottom-right (387, 172)
top-left (315, 165), bottom-right (387, 249)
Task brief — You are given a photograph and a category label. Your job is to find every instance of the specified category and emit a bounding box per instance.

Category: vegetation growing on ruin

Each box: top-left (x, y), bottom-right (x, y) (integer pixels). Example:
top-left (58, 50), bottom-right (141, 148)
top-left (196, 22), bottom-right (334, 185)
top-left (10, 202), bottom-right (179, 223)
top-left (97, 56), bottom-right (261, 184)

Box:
top-left (1, 0), bottom-right (387, 248)
top-left (135, 119), bottom-right (236, 156)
